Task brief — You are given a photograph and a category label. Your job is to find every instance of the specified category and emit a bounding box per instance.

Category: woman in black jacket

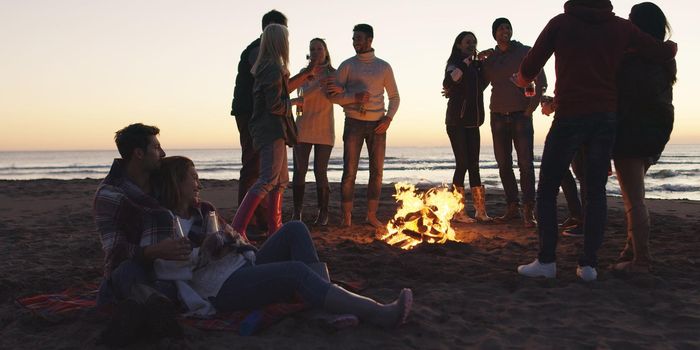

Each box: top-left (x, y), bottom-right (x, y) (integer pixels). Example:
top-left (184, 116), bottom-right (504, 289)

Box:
top-left (612, 2), bottom-right (676, 273)
top-left (443, 31), bottom-right (492, 223)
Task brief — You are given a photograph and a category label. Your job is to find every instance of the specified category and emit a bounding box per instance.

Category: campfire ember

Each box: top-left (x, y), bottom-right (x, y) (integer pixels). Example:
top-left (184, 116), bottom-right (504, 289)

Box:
top-left (379, 182), bottom-right (464, 250)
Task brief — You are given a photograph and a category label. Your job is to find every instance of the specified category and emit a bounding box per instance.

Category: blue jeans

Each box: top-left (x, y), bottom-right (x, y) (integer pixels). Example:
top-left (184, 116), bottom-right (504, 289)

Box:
top-left (341, 118), bottom-right (386, 204)
top-left (446, 125), bottom-right (481, 188)
top-left (490, 112), bottom-right (535, 205)
top-left (212, 221), bottom-right (330, 312)
top-left (97, 260), bottom-right (178, 307)
top-left (536, 113), bottom-right (617, 267)
top-left (250, 138), bottom-right (289, 196)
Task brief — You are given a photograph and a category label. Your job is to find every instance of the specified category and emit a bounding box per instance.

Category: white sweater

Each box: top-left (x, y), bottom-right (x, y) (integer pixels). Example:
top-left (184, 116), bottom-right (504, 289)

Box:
top-left (331, 50), bottom-right (400, 122)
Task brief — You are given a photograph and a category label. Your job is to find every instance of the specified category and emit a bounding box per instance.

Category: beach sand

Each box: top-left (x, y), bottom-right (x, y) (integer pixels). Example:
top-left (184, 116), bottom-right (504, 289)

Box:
top-left (1, 179), bottom-right (700, 349)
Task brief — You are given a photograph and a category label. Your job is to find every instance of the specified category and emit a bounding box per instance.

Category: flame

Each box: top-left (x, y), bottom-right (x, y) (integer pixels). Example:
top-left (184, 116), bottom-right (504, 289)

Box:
top-left (379, 182), bottom-right (464, 250)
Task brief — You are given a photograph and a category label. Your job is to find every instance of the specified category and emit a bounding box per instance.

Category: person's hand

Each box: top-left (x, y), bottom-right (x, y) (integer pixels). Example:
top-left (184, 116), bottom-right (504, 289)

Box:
top-left (145, 238), bottom-right (191, 261)
top-left (541, 100), bottom-right (556, 116)
top-left (322, 76), bottom-right (342, 96)
top-left (441, 87), bottom-right (450, 99)
top-left (477, 49), bottom-right (494, 60)
top-left (510, 72), bottom-right (528, 88)
top-left (374, 116), bottom-right (392, 134)
top-left (355, 91), bottom-right (370, 104)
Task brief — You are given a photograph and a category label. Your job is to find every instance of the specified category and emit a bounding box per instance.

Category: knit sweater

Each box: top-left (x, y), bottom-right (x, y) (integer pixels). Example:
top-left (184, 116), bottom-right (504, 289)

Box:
top-left (518, 0), bottom-right (677, 117)
top-left (296, 65), bottom-right (335, 146)
top-left (330, 50), bottom-right (400, 122)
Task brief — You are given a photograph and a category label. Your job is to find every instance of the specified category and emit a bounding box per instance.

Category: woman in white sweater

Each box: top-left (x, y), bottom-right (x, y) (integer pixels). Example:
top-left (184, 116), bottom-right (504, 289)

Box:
top-left (291, 38), bottom-right (336, 225)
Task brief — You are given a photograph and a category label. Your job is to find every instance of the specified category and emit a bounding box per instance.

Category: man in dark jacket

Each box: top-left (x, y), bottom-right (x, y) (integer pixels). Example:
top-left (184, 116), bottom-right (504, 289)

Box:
top-left (514, 0), bottom-right (677, 282)
top-left (230, 10), bottom-right (287, 237)
top-left (482, 18), bottom-right (547, 228)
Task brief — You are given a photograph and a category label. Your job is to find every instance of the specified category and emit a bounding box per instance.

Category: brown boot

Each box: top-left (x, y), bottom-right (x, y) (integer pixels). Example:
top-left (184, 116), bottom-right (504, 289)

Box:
top-left (522, 203), bottom-right (537, 228)
top-left (493, 202), bottom-right (520, 223)
top-left (340, 202), bottom-right (353, 227)
top-left (452, 186), bottom-right (476, 223)
top-left (471, 186), bottom-right (492, 223)
top-left (366, 200), bottom-right (383, 228)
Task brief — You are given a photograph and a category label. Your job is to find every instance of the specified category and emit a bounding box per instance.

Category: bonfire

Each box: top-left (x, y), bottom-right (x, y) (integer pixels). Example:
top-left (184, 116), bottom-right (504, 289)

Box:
top-left (379, 182), bottom-right (464, 250)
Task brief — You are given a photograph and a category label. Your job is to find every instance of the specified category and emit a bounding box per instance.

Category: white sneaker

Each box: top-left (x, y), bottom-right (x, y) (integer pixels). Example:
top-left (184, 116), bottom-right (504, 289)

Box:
top-left (576, 265), bottom-right (598, 282)
top-left (517, 259), bottom-right (556, 278)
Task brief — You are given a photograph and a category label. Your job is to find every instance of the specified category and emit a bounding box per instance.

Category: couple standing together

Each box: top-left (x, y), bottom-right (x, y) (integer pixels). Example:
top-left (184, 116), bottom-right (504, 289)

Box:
top-left (230, 10), bottom-right (399, 239)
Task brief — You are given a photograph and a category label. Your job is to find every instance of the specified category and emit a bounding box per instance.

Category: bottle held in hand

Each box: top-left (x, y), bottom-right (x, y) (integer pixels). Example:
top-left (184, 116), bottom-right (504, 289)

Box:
top-left (524, 81), bottom-right (536, 97)
top-left (205, 211), bottom-right (219, 234)
top-left (296, 87), bottom-right (304, 117)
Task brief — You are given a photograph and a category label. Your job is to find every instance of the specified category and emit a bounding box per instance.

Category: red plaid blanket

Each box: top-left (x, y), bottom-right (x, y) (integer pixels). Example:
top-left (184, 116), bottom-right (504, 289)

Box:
top-left (15, 283), bottom-right (306, 335)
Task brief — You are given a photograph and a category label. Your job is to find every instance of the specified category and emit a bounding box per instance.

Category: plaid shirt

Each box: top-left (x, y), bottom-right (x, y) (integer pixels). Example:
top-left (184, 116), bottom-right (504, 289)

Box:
top-left (93, 159), bottom-right (174, 278)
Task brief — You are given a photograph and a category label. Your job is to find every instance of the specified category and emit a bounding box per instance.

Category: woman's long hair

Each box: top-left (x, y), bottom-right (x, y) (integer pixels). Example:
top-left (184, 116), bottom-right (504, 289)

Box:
top-left (446, 31), bottom-right (476, 66)
top-left (251, 23), bottom-right (289, 76)
top-left (157, 156), bottom-right (195, 211)
top-left (629, 2), bottom-right (676, 84)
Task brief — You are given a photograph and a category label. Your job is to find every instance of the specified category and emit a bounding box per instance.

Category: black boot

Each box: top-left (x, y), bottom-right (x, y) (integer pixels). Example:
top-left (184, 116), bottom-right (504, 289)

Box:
top-left (292, 185), bottom-right (305, 221)
top-left (314, 185), bottom-right (330, 226)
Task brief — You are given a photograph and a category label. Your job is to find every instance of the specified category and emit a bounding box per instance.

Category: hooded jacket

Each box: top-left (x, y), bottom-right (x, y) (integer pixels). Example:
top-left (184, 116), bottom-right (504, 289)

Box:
top-left (518, 0), bottom-right (677, 117)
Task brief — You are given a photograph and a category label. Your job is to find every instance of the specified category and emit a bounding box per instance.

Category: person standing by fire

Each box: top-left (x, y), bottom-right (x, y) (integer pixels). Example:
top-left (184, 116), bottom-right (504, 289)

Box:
top-left (442, 31), bottom-right (492, 223)
top-left (481, 18), bottom-right (546, 228)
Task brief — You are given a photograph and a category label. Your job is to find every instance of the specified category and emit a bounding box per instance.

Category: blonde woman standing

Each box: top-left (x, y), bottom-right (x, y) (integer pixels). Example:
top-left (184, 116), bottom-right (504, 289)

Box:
top-left (291, 38), bottom-right (336, 226)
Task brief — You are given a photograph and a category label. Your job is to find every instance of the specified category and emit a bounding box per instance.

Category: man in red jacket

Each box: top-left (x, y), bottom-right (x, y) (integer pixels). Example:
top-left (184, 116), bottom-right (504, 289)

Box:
top-left (514, 0), bottom-right (677, 281)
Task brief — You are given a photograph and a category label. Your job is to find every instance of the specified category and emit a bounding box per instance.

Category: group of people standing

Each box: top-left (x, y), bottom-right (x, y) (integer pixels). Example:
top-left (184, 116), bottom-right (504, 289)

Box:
top-left (230, 0), bottom-right (677, 283)
top-left (230, 11), bottom-right (399, 237)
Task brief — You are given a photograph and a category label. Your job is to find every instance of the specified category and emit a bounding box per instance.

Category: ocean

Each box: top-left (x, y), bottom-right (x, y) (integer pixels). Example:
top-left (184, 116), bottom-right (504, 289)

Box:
top-left (1, 145), bottom-right (698, 201)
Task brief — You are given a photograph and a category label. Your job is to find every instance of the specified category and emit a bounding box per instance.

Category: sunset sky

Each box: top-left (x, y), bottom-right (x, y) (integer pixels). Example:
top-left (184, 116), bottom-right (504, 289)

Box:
top-left (1, 0), bottom-right (696, 151)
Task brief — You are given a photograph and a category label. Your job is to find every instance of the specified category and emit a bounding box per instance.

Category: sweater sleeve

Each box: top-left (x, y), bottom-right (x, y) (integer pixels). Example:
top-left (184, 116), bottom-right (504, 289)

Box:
top-left (327, 61), bottom-right (357, 106)
top-left (384, 64), bottom-right (400, 120)
top-left (628, 23), bottom-right (677, 63)
top-left (519, 17), bottom-right (558, 83)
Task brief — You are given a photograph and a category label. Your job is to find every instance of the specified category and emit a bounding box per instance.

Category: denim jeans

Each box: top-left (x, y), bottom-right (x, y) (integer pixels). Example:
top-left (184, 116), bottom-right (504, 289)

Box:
top-left (212, 221), bottom-right (330, 312)
top-left (490, 112), bottom-right (536, 204)
top-left (536, 112), bottom-right (617, 267)
top-left (293, 143), bottom-right (333, 190)
top-left (446, 125), bottom-right (481, 188)
top-left (97, 260), bottom-right (177, 307)
top-left (249, 138), bottom-right (289, 196)
top-left (341, 118), bottom-right (386, 204)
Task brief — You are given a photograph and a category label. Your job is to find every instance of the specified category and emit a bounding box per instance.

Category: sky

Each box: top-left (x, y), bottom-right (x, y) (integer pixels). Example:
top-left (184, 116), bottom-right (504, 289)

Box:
top-left (0, 0), bottom-right (697, 151)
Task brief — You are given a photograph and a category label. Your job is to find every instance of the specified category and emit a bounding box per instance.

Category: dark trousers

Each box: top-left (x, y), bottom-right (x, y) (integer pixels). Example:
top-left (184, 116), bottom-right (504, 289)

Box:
top-left (560, 151), bottom-right (584, 219)
top-left (341, 118), bottom-right (386, 204)
top-left (536, 113), bottom-right (617, 267)
top-left (293, 143), bottom-right (333, 190)
top-left (446, 125), bottom-right (482, 188)
top-left (490, 112), bottom-right (536, 205)
top-left (235, 114), bottom-right (266, 225)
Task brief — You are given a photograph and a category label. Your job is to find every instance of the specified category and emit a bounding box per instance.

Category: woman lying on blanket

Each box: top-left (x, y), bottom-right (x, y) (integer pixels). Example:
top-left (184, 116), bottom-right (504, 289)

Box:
top-left (156, 155), bottom-right (412, 328)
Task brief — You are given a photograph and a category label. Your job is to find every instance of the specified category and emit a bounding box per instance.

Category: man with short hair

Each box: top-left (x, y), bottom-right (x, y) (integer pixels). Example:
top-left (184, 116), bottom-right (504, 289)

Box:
top-left (328, 24), bottom-right (400, 227)
top-left (94, 123), bottom-right (185, 345)
top-left (230, 10), bottom-right (288, 236)
top-left (482, 17), bottom-right (546, 228)
top-left (514, 0), bottom-right (677, 282)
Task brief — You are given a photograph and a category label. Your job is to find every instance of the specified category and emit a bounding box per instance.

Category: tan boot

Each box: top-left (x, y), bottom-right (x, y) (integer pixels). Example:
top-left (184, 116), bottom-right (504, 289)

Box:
top-left (340, 202), bottom-right (353, 227)
top-left (493, 202), bottom-right (520, 223)
top-left (452, 186), bottom-right (476, 223)
top-left (522, 203), bottom-right (537, 228)
top-left (471, 186), bottom-right (492, 222)
top-left (366, 200), bottom-right (383, 228)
